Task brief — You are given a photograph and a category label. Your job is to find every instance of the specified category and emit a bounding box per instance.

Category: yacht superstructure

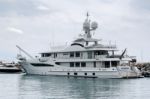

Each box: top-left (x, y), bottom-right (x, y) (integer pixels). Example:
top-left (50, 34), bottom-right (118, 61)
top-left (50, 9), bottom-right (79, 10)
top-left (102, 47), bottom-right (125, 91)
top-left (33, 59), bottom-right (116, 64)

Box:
top-left (17, 14), bottom-right (142, 78)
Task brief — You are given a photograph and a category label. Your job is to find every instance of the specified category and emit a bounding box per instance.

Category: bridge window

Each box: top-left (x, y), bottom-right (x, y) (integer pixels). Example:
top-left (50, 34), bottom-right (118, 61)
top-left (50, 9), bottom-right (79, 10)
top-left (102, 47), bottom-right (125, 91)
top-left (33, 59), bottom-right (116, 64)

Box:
top-left (75, 52), bottom-right (80, 57)
top-left (70, 52), bottom-right (74, 57)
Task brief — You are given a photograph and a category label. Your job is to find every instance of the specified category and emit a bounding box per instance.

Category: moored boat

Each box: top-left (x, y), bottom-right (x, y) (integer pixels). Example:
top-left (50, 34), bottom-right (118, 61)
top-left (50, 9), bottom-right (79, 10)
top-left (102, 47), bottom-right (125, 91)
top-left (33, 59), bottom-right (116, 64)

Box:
top-left (0, 62), bottom-right (22, 73)
top-left (17, 13), bottom-right (142, 78)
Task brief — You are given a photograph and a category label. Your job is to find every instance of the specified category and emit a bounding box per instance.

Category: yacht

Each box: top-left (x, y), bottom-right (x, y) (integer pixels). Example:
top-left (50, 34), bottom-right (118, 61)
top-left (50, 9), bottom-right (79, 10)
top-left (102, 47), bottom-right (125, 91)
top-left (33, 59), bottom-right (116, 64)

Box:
top-left (17, 14), bottom-right (142, 78)
top-left (0, 62), bottom-right (21, 73)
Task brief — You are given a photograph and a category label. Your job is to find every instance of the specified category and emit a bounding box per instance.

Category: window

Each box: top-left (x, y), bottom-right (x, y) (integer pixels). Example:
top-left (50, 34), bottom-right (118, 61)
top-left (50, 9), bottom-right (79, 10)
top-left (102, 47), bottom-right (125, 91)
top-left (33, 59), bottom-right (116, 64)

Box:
top-left (88, 52), bottom-right (92, 59)
top-left (93, 73), bottom-right (95, 76)
top-left (85, 73), bottom-right (87, 75)
top-left (63, 53), bottom-right (68, 55)
top-left (105, 61), bottom-right (110, 68)
top-left (55, 62), bottom-right (60, 65)
top-left (94, 51), bottom-right (100, 55)
top-left (54, 53), bottom-right (57, 58)
top-left (46, 53), bottom-right (51, 57)
top-left (70, 52), bottom-right (74, 57)
top-left (81, 62), bottom-right (86, 67)
top-left (31, 63), bottom-right (53, 67)
top-left (75, 62), bottom-right (80, 67)
top-left (94, 62), bottom-right (96, 68)
top-left (41, 53), bottom-right (51, 57)
top-left (75, 52), bottom-right (80, 57)
top-left (74, 72), bottom-right (78, 75)
top-left (41, 54), bottom-right (44, 57)
top-left (70, 62), bottom-right (74, 67)
top-left (94, 51), bottom-right (108, 55)
top-left (67, 72), bottom-right (70, 76)
top-left (111, 61), bottom-right (118, 67)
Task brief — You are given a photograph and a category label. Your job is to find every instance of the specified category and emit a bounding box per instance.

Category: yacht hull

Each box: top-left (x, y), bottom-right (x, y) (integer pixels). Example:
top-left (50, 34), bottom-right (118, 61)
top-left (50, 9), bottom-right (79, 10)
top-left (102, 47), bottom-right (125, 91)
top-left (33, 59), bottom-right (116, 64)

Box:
top-left (19, 61), bottom-right (141, 78)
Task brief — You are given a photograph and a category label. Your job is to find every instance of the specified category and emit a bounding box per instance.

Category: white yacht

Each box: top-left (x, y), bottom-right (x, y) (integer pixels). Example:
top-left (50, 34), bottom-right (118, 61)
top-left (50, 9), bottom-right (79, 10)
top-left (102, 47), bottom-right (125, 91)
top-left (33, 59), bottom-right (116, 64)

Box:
top-left (17, 14), bottom-right (142, 78)
top-left (0, 62), bottom-right (21, 73)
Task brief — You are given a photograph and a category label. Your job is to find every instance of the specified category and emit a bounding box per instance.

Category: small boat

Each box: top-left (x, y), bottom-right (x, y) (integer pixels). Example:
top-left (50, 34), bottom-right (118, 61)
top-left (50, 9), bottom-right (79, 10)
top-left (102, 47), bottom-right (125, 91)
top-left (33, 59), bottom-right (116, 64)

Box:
top-left (0, 63), bottom-right (22, 73)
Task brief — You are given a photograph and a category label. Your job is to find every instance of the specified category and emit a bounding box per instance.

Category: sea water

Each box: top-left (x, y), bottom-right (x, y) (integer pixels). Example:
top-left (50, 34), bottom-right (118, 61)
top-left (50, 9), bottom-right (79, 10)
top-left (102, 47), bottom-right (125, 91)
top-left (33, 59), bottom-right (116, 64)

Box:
top-left (0, 74), bottom-right (150, 99)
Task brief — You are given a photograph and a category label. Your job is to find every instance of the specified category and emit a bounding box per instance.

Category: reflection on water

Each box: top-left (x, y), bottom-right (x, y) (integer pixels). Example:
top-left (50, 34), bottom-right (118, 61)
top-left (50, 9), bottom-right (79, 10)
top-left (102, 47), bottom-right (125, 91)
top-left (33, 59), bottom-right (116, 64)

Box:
top-left (0, 74), bottom-right (150, 99)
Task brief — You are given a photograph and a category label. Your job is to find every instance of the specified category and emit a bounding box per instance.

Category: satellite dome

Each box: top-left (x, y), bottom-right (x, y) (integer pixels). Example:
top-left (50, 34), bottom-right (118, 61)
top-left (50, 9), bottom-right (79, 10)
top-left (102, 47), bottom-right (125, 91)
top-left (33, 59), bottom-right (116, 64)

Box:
top-left (91, 21), bottom-right (98, 30)
top-left (83, 20), bottom-right (90, 30)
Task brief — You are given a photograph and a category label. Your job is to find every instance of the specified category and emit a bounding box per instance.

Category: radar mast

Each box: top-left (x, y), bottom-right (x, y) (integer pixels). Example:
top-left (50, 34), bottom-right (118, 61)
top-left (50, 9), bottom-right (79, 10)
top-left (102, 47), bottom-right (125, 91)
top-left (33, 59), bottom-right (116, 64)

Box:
top-left (83, 12), bottom-right (98, 39)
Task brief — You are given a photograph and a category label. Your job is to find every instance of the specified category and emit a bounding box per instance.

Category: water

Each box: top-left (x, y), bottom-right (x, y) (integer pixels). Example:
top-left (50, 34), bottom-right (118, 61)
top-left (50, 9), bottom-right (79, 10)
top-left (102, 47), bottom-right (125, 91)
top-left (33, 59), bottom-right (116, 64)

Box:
top-left (0, 74), bottom-right (150, 99)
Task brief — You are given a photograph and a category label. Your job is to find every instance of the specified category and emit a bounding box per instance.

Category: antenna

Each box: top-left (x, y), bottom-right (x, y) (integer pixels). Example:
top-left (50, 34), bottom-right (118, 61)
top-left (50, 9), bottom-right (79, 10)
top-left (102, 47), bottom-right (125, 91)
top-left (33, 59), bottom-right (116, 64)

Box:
top-left (83, 12), bottom-right (98, 38)
top-left (87, 12), bottom-right (89, 20)
top-left (141, 50), bottom-right (143, 62)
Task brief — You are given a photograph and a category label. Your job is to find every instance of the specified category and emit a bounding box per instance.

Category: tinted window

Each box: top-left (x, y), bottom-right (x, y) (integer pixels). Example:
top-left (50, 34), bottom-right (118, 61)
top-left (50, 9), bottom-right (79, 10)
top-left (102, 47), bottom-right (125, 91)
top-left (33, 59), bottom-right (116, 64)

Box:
top-left (31, 63), bottom-right (53, 67)
top-left (74, 72), bottom-right (77, 75)
top-left (75, 62), bottom-right (80, 67)
top-left (93, 73), bottom-right (95, 76)
top-left (55, 62), bottom-right (60, 65)
top-left (70, 52), bottom-right (74, 57)
top-left (70, 62), bottom-right (74, 67)
top-left (67, 72), bottom-right (70, 75)
top-left (76, 52), bottom-right (80, 57)
top-left (81, 62), bottom-right (86, 67)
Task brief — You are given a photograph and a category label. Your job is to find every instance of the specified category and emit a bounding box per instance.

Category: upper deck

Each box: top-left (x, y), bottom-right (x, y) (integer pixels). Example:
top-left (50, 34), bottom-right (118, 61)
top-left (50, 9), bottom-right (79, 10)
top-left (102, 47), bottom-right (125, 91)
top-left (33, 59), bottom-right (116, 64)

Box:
top-left (39, 13), bottom-right (120, 59)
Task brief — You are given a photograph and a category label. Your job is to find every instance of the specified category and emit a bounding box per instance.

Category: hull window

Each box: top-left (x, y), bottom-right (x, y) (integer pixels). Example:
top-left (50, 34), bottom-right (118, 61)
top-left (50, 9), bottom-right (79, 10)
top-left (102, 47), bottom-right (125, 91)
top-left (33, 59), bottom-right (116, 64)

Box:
top-left (55, 62), bottom-right (60, 65)
top-left (31, 63), bottom-right (54, 67)
top-left (85, 73), bottom-right (87, 75)
top-left (67, 72), bottom-right (70, 76)
top-left (93, 73), bottom-right (95, 76)
top-left (74, 72), bottom-right (78, 75)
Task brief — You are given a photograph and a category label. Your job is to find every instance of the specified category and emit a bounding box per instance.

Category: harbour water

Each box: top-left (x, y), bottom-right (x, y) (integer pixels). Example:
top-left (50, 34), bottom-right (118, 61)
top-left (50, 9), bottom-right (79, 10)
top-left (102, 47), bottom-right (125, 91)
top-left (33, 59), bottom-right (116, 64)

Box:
top-left (0, 74), bottom-right (150, 99)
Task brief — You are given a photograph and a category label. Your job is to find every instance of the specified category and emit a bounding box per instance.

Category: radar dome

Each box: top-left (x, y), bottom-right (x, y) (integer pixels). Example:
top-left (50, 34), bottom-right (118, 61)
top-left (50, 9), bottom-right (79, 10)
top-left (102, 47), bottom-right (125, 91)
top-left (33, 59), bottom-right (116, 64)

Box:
top-left (91, 21), bottom-right (98, 30)
top-left (83, 20), bottom-right (90, 31)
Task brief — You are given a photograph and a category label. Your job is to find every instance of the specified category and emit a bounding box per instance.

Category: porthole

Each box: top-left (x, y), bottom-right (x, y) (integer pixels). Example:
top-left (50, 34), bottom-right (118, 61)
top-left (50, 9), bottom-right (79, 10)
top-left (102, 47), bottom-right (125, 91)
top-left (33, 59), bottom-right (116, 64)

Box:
top-left (74, 72), bottom-right (78, 75)
top-left (93, 73), bottom-right (95, 76)
top-left (84, 73), bottom-right (87, 75)
top-left (67, 72), bottom-right (70, 76)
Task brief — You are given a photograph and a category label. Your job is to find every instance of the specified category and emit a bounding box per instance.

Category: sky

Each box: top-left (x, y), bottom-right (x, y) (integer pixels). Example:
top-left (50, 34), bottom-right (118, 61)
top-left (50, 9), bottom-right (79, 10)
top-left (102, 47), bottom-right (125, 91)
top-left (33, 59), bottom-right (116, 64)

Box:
top-left (0, 0), bottom-right (150, 62)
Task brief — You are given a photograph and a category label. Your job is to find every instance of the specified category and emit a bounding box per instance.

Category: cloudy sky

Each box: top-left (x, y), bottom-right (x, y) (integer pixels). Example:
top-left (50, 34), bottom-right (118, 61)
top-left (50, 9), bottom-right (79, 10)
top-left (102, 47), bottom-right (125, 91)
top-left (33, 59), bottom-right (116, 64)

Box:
top-left (0, 0), bottom-right (150, 62)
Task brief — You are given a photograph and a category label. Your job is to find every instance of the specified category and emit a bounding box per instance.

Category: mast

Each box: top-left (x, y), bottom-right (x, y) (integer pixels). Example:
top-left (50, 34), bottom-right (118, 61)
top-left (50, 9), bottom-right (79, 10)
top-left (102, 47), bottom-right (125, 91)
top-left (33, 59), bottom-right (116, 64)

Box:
top-left (83, 12), bottom-right (98, 39)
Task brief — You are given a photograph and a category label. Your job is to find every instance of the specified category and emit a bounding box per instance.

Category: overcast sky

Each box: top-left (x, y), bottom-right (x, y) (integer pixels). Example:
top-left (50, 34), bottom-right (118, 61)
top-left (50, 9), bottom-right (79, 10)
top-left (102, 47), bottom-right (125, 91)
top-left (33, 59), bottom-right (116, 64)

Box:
top-left (0, 0), bottom-right (150, 62)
